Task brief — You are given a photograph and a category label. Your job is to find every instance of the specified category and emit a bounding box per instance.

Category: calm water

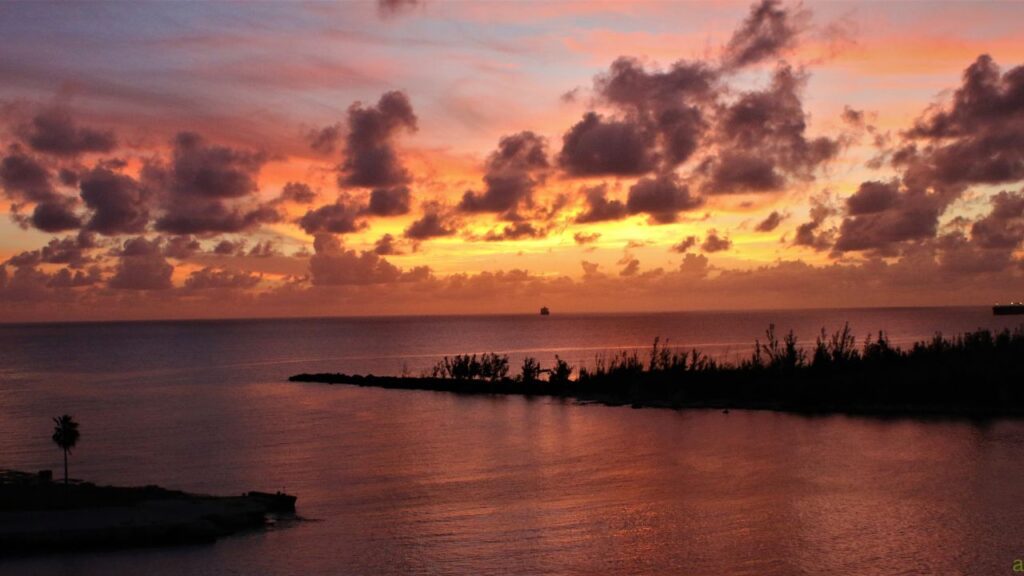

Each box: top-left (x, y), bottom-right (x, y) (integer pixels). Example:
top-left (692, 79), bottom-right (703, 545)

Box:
top-left (2, 307), bottom-right (1024, 575)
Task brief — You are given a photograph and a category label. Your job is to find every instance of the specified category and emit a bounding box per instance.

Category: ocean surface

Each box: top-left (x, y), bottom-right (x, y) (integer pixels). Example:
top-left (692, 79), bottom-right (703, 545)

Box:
top-left (2, 307), bottom-right (1024, 575)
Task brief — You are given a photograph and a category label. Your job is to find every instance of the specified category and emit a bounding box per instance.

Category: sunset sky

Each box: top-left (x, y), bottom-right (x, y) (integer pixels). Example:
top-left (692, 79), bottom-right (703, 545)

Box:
top-left (2, 0), bottom-right (1024, 321)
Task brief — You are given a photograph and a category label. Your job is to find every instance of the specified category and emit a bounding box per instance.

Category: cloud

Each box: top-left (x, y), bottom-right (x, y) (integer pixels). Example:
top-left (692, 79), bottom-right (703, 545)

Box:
top-left (671, 235), bottom-right (699, 253)
top-left (79, 166), bottom-right (150, 235)
top-left (30, 200), bottom-right (81, 232)
top-left (459, 131), bottom-right (548, 216)
top-left (307, 123), bottom-right (341, 154)
top-left (969, 189), bottom-right (1024, 249)
top-left (678, 252), bottom-right (710, 277)
top-left (482, 221), bottom-right (545, 241)
top-left (558, 113), bottom-right (657, 177)
top-left (309, 233), bottom-right (402, 286)
top-left (793, 195), bottom-right (835, 251)
top-left (0, 147), bottom-right (57, 204)
top-left (340, 91), bottom-right (418, 188)
top-left (755, 210), bottom-right (786, 232)
top-left (703, 64), bottom-right (839, 194)
top-left (373, 233), bottom-right (401, 255)
top-left (618, 255), bottom-right (640, 277)
top-left (722, 0), bottom-right (808, 70)
top-left (297, 198), bottom-right (365, 234)
top-left (109, 236), bottom-right (174, 290)
top-left (364, 186), bottom-right (411, 216)
top-left (574, 184), bottom-right (628, 223)
top-left (378, 0), bottom-right (420, 17)
top-left (573, 231), bottom-right (601, 245)
top-left (405, 205), bottom-right (456, 240)
top-left (701, 229), bottom-right (733, 252)
top-left (163, 235), bottom-right (201, 259)
top-left (148, 132), bottom-right (278, 235)
top-left (833, 181), bottom-right (941, 253)
top-left (626, 172), bottom-right (704, 223)
top-left (184, 267), bottom-right (262, 290)
top-left (277, 182), bottom-right (318, 204)
top-left (20, 109), bottom-right (116, 157)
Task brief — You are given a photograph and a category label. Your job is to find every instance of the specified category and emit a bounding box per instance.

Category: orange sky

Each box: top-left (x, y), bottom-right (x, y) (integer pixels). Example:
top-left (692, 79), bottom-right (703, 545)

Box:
top-left (1, 0), bottom-right (1024, 321)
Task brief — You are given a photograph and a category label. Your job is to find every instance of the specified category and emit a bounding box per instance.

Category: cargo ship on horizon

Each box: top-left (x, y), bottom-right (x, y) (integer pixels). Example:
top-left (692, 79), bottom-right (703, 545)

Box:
top-left (993, 303), bottom-right (1024, 315)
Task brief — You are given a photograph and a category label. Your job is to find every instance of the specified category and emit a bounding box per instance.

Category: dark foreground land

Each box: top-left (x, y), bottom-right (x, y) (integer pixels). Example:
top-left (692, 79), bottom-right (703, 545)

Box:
top-left (291, 325), bottom-right (1024, 417)
top-left (0, 470), bottom-right (296, 554)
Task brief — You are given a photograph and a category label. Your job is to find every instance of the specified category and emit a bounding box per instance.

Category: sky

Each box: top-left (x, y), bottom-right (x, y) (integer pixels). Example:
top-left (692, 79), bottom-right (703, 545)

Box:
top-left (1, 0), bottom-right (1024, 322)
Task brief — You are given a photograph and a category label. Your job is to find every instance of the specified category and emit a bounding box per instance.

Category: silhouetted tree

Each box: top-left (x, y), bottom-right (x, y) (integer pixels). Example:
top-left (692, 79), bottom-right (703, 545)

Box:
top-left (52, 414), bottom-right (80, 485)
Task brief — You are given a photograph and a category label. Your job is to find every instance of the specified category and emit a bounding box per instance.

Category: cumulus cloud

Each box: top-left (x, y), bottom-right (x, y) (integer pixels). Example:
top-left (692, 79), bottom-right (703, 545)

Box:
top-left (703, 65), bottom-right (839, 194)
top-left (79, 166), bottom-right (150, 235)
top-left (297, 198), bottom-right (365, 235)
top-left (20, 109), bottom-right (116, 157)
top-left (833, 181), bottom-right (941, 253)
top-left (671, 235), bottom-right (699, 253)
top-left (307, 123), bottom-right (341, 154)
top-left (109, 236), bottom-right (173, 290)
top-left (755, 210), bottom-right (786, 232)
top-left (573, 231), bottom-right (601, 245)
top-left (373, 233), bottom-right (401, 255)
top-left (575, 184), bottom-right (628, 223)
top-left (558, 113), bottom-right (657, 177)
top-left (147, 132), bottom-right (278, 235)
top-left (276, 182), bottom-right (318, 204)
top-left (0, 147), bottom-right (58, 204)
top-left (701, 229), bottom-right (733, 252)
top-left (340, 91), bottom-right (417, 188)
top-left (309, 233), bottom-right (402, 286)
top-left (459, 131), bottom-right (548, 216)
top-left (163, 235), bottom-right (201, 259)
top-left (482, 221), bottom-right (545, 241)
top-left (405, 205), bottom-right (456, 240)
top-left (626, 172), bottom-right (704, 223)
top-left (364, 186), bottom-right (411, 216)
top-left (722, 0), bottom-right (808, 70)
top-left (185, 267), bottom-right (262, 290)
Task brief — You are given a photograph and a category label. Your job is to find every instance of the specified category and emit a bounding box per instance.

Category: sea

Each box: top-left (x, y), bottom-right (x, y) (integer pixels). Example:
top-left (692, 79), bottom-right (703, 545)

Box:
top-left (1, 307), bottom-right (1023, 575)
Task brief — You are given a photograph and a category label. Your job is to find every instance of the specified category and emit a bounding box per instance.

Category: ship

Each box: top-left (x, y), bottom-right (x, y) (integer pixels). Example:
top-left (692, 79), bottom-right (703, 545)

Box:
top-left (540, 306), bottom-right (550, 316)
top-left (993, 303), bottom-right (1024, 315)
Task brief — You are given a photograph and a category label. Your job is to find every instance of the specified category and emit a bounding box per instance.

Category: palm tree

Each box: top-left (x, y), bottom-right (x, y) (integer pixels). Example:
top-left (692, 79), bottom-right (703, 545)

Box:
top-left (52, 415), bottom-right (80, 485)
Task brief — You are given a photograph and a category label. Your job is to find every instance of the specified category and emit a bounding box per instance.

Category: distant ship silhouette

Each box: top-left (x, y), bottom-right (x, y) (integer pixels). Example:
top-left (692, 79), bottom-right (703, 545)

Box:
top-left (993, 303), bottom-right (1024, 315)
top-left (540, 306), bottom-right (550, 316)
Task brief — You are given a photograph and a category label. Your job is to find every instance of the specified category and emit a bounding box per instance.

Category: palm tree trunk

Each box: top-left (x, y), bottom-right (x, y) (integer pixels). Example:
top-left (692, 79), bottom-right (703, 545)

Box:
top-left (63, 448), bottom-right (68, 485)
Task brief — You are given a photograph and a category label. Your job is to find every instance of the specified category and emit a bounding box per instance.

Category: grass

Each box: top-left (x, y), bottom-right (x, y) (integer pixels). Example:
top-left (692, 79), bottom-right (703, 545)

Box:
top-left (290, 324), bottom-right (1024, 417)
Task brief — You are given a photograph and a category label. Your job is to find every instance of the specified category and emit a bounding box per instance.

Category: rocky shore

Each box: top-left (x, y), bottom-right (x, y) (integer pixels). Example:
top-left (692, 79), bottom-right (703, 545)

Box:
top-left (0, 469), bottom-right (297, 554)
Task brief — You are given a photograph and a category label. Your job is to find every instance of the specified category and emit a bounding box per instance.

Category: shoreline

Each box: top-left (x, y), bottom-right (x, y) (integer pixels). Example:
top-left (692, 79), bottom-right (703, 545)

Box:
top-left (0, 470), bottom-right (297, 554)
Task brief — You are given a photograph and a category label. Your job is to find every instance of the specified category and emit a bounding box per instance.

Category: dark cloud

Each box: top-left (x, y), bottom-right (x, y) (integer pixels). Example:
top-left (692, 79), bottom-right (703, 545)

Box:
top-left (0, 147), bottom-right (57, 204)
top-left (793, 195), bottom-right (835, 251)
top-left (671, 235), bottom-right (699, 253)
top-left (47, 266), bottom-right (102, 289)
top-left (21, 109), bottom-right (116, 157)
top-left (297, 199), bottom-right (365, 235)
top-left (378, 0), bottom-right (420, 17)
top-left (364, 186), bottom-right (411, 216)
top-left (703, 65), bottom-right (839, 194)
top-left (558, 112), bottom-right (658, 177)
top-left (30, 200), bottom-right (81, 232)
top-left (340, 91), bottom-right (417, 188)
top-left (79, 166), bottom-right (150, 235)
top-left (575, 184), bottom-right (628, 223)
top-left (309, 233), bottom-right (402, 286)
top-left (405, 206), bottom-right (456, 240)
top-left (4, 233), bottom-right (94, 269)
top-left (755, 210), bottom-right (786, 232)
top-left (277, 182), bottom-right (318, 204)
top-left (701, 230), bottom-right (733, 253)
top-left (970, 190), bottom-right (1024, 249)
top-left (147, 132), bottom-right (277, 235)
top-left (58, 168), bottom-right (79, 187)
top-left (626, 172), bottom-right (704, 223)
top-left (573, 231), bottom-right (601, 245)
top-left (213, 239), bottom-right (244, 256)
top-left (900, 55), bottom-right (1024, 193)
top-left (459, 131), bottom-right (548, 215)
top-left (163, 235), bottom-right (201, 259)
top-left (184, 267), bottom-right (261, 290)
top-left (374, 233), bottom-right (401, 255)
top-left (722, 0), bottom-right (807, 70)
top-left (845, 179), bottom-right (899, 215)
top-left (307, 123), bottom-right (341, 154)
top-left (833, 182), bottom-right (941, 253)
top-left (109, 237), bottom-right (173, 290)
top-left (679, 252), bottom-right (710, 277)
top-left (482, 222), bottom-right (545, 241)
top-left (618, 256), bottom-right (640, 277)
top-left (247, 241), bottom-right (279, 258)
